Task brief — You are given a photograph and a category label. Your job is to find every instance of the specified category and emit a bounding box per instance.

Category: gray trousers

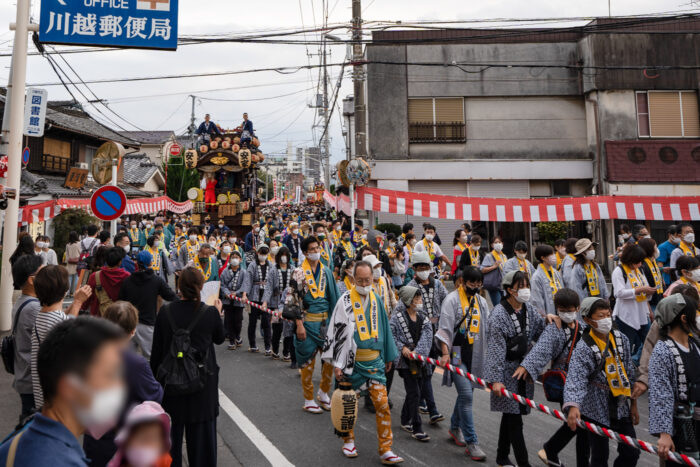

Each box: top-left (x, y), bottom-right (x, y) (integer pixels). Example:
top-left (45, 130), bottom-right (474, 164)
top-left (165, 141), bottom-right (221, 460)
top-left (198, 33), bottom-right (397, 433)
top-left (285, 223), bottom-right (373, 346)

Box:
top-left (134, 323), bottom-right (155, 359)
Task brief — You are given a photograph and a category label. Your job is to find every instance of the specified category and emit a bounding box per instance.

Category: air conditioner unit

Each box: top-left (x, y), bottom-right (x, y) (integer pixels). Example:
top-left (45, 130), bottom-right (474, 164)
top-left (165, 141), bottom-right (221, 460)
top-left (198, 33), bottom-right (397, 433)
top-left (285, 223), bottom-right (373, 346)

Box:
top-left (78, 162), bottom-right (89, 170)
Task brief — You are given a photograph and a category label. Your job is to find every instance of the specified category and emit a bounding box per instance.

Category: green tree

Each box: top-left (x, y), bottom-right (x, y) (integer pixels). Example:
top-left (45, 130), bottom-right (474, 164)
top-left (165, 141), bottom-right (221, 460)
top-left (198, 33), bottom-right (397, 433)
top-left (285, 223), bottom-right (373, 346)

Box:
top-left (163, 161), bottom-right (200, 202)
top-left (536, 221), bottom-right (573, 245)
top-left (52, 208), bottom-right (100, 261)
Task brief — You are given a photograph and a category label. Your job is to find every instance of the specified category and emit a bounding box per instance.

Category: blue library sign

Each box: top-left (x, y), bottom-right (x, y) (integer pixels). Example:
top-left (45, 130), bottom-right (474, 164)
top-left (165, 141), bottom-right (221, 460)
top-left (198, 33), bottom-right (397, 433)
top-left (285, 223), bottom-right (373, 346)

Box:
top-left (39, 0), bottom-right (178, 50)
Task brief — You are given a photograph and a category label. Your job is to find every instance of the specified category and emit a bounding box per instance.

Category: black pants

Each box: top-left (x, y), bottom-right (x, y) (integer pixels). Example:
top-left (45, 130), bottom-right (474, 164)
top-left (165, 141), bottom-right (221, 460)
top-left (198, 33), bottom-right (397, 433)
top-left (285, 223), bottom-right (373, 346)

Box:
top-left (419, 371), bottom-right (439, 416)
top-left (545, 422), bottom-right (590, 467)
top-left (224, 304), bottom-right (243, 343)
top-left (386, 366), bottom-right (395, 395)
top-left (585, 416), bottom-right (639, 467)
top-left (248, 305), bottom-right (271, 350)
top-left (19, 393), bottom-right (34, 424)
top-left (284, 336), bottom-right (296, 362)
top-left (271, 322), bottom-right (283, 354)
top-left (399, 369), bottom-right (423, 433)
top-left (170, 419), bottom-right (217, 467)
top-left (497, 413), bottom-right (530, 466)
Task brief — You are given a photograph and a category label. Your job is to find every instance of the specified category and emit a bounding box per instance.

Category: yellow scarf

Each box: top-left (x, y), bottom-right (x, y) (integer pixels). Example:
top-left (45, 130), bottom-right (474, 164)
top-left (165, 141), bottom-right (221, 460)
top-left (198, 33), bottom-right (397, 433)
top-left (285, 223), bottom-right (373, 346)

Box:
top-left (303, 259), bottom-right (326, 299)
top-left (517, 258), bottom-right (529, 277)
top-left (457, 287), bottom-right (481, 344)
top-left (128, 228), bottom-right (140, 243)
top-left (680, 242), bottom-right (698, 257)
top-left (680, 277), bottom-right (700, 295)
top-left (353, 231), bottom-right (362, 243)
top-left (468, 247), bottom-right (480, 266)
top-left (422, 239), bottom-right (435, 260)
top-left (556, 253), bottom-right (565, 270)
top-left (540, 263), bottom-right (561, 297)
top-left (455, 242), bottom-right (467, 253)
top-left (584, 262), bottom-right (600, 296)
top-left (146, 246), bottom-right (161, 271)
top-left (330, 230), bottom-right (340, 244)
top-left (350, 286), bottom-right (378, 341)
top-left (341, 241), bottom-right (354, 259)
top-left (344, 276), bottom-right (353, 291)
top-left (622, 264), bottom-right (646, 302)
top-left (406, 243), bottom-right (414, 260)
top-left (590, 331), bottom-right (631, 398)
top-left (320, 242), bottom-right (331, 263)
top-left (185, 241), bottom-right (199, 262)
top-left (492, 250), bottom-right (506, 269)
top-left (644, 258), bottom-right (663, 294)
top-left (193, 256), bottom-right (212, 281)
top-left (372, 276), bottom-right (390, 308)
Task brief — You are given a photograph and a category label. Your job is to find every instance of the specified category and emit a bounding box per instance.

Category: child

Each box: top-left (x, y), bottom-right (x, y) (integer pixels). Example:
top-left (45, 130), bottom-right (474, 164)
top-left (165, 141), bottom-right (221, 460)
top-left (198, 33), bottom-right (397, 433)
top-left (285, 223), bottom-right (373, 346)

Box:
top-left (108, 401), bottom-right (172, 467)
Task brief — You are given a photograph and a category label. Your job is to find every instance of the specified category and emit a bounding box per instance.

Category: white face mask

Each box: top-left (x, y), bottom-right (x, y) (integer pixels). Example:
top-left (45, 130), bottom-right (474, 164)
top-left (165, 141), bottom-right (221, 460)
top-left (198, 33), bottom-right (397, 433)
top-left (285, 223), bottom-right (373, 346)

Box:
top-left (154, 241), bottom-right (160, 248)
top-left (516, 252), bottom-right (527, 260)
top-left (292, 229), bottom-right (299, 235)
top-left (516, 288), bottom-right (531, 303)
top-left (254, 227), bottom-right (260, 233)
top-left (409, 240), bottom-right (417, 247)
top-left (546, 254), bottom-right (557, 266)
top-left (416, 270), bottom-right (430, 281)
top-left (361, 234), bottom-right (368, 240)
top-left (373, 268), bottom-right (382, 279)
top-left (258, 254), bottom-right (268, 263)
top-left (684, 233), bottom-right (695, 244)
top-left (189, 235), bottom-right (197, 242)
top-left (672, 236), bottom-right (681, 245)
top-left (413, 303), bottom-right (424, 313)
top-left (691, 269), bottom-right (700, 282)
top-left (307, 252), bottom-right (321, 262)
top-left (71, 378), bottom-right (126, 440)
top-left (425, 234), bottom-right (434, 242)
top-left (696, 316), bottom-right (700, 331)
top-left (123, 245), bottom-right (130, 253)
top-left (471, 244), bottom-right (481, 252)
top-left (585, 250), bottom-right (596, 261)
top-left (271, 247), bottom-right (280, 255)
top-left (493, 243), bottom-right (503, 252)
top-left (36, 242), bottom-right (46, 249)
top-left (559, 311), bottom-right (578, 324)
top-left (621, 233), bottom-right (630, 239)
top-left (230, 258), bottom-right (240, 267)
top-left (130, 225), bottom-right (137, 229)
top-left (654, 247), bottom-right (660, 259)
top-left (593, 317), bottom-right (613, 335)
top-left (125, 447), bottom-right (161, 467)
top-left (355, 285), bottom-right (371, 296)
top-left (223, 246), bottom-right (232, 254)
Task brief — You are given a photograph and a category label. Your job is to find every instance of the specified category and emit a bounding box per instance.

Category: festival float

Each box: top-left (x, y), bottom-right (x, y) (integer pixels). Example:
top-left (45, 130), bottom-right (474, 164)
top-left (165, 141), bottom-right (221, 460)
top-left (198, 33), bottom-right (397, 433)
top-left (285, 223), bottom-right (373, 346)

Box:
top-left (182, 127), bottom-right (265, 234)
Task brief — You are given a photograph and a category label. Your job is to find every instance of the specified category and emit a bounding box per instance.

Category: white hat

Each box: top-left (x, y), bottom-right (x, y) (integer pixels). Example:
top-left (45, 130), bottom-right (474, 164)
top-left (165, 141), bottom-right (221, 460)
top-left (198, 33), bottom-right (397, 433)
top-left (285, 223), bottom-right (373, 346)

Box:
top-left (363, 254), bottom-right (382, 269)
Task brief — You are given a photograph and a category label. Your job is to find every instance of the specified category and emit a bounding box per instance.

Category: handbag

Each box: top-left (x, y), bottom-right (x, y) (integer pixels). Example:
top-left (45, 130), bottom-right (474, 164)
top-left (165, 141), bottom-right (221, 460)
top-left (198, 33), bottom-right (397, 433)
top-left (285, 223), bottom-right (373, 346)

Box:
top-left (542, 321), bottom-right (580, 403)
top-left (1, 298), bottom-right (39, 374)
top-left (282, 303), bottom-right (302, 321)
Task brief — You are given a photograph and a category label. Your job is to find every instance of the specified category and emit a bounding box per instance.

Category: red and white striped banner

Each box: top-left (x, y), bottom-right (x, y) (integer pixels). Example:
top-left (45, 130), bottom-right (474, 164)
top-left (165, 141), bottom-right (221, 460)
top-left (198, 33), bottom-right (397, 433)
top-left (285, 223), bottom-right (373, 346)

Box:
top-left (19, 196), bottom-right (193, 225)
top-left (355, 186), bottom-right (700, 222)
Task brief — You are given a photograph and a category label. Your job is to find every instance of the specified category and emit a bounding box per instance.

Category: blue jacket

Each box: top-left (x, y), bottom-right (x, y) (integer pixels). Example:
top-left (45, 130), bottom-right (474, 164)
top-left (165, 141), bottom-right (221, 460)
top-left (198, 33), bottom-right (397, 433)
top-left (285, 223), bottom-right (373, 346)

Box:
top-left (244, 231), bottom-right (258, 252)
top-left (241, 119), bottom-right (254, 135)
top-left (657, 240), bottom-right (678, 286)
top-left (0, 414), bottom-right (89, 466)
top-left (121, 255), bottom-right (135, 274)
top-left (195, 121), bottom-right (221, 136)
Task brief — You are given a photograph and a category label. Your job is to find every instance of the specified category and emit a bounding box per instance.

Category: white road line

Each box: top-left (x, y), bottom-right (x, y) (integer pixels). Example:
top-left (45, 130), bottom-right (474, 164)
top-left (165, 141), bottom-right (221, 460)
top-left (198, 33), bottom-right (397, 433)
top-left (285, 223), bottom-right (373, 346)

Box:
top-left (218, 389), bottom-right (295, 467)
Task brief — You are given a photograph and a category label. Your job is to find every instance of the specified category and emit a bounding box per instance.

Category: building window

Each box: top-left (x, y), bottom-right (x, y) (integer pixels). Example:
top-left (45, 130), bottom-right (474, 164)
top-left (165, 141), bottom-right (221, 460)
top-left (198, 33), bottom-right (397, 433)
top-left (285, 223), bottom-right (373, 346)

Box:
top-left (408, 98), bottom-right (466, 143)
top-left (636, 91), bottom-right (700, 138)
top-left (551, 180), bottom-right (571, 196)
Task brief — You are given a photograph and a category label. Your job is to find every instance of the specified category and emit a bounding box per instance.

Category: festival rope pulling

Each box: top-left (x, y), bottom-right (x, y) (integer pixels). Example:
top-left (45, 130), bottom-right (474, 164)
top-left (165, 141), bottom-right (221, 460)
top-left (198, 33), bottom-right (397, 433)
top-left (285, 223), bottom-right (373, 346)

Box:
top-left (230, 295), bottom-right (289, 321)
top-left (407, 352), bottom-right (699, 467)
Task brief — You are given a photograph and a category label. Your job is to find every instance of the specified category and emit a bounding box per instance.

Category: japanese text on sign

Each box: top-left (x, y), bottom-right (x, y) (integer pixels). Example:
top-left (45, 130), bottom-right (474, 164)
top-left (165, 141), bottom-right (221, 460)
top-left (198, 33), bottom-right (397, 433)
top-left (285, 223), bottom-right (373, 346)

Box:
top-left (39, 0), bottom-right (179, 50)
top-left (23, 88), bottom-right (48, 138)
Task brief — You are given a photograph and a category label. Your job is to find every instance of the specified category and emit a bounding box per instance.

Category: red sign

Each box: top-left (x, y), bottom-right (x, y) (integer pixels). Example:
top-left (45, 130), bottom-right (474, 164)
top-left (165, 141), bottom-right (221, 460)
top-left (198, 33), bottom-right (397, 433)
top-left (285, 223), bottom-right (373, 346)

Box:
top-left (90, 186), bottom-right (127, 221)
top-left (169, 143), bottom-right (182, 156)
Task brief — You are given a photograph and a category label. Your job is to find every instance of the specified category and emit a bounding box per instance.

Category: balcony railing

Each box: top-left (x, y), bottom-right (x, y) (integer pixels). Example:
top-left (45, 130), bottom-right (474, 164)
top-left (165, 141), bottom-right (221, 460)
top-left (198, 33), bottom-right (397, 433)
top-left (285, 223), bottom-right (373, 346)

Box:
top-left (408, 121), bottom-right (466, 143)
top-left (41, 154), bottom-right (70, 174)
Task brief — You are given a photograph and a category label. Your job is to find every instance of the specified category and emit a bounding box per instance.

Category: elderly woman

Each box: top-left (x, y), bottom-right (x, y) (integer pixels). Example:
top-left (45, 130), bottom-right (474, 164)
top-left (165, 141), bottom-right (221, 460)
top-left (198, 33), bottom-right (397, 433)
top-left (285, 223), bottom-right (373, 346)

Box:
top-left (570, 238), bottom-right (609, 303)
top-left (390, 286), bottom-right (433, 442)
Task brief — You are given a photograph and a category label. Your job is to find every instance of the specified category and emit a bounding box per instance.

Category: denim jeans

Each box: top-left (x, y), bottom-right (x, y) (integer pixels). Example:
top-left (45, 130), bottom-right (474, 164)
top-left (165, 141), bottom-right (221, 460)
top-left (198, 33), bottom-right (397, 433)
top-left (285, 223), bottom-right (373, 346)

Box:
top-left (68, 273), bottom-right (78, 296)
top-left (420, 371), bottom-right (440, 417)
top-left (488, 289), bottom-right (503, 307)
top-left (615, 317), bottom-right (650, 366)
top-left (450, 361), bottom-right (478, 443)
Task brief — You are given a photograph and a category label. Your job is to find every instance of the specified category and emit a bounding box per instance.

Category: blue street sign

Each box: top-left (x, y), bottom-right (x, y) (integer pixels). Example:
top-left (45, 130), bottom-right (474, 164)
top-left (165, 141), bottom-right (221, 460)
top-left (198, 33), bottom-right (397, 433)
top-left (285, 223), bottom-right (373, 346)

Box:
top-left (39, 0), bottom-right (179, 50)
top-left (22, 147), bottom-right (30, 166)
top-left (91, 185), bottom-right (127, 221)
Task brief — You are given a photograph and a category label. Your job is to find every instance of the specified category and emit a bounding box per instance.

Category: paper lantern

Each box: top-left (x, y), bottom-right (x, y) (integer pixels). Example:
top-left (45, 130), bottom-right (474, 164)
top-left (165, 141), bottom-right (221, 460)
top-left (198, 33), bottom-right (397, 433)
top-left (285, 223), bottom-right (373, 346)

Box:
top-left (346, 158), bottom-right (371, 186)
top-left (232, 144), bottom-right (240, 153)
top-left (199, 145), bottom-right (208, 154)
top-left (331, 381), bottom-right (358, 437)
top-left (184, 149), bottom-right (198, 169)
top-left (238, 148), bottom-right (251, 168)
top-left (252, 137), bottom-right (260, 147)
top-left (233, 136), bottom-right (241, 144)
top-left (210, 140), bottom-right (219, 150)
top-left (222, 141), bottom-right (231, 149)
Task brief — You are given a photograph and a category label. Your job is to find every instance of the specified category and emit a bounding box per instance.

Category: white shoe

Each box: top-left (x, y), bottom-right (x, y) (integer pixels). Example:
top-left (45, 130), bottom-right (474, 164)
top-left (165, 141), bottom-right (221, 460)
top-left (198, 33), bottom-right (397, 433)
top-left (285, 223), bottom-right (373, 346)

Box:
top-left (303, 399), bottom-right (322, 414)
top-left (342, 442), bottom-right (358, 458)
top-left (380, 451), bottom-right (404, 465)
top-left (317, 390), bottom-right (331, 411)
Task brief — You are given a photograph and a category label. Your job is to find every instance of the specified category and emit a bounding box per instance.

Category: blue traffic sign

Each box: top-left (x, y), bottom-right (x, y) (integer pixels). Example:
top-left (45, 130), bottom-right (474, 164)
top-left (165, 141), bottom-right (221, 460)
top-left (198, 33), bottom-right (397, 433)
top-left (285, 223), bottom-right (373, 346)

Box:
top-left (39, 0), bottom-right (179, 50)
top-left (22, 147), bottom-right (30, 166)
top-left (91, 185), bottom-right (127, 221)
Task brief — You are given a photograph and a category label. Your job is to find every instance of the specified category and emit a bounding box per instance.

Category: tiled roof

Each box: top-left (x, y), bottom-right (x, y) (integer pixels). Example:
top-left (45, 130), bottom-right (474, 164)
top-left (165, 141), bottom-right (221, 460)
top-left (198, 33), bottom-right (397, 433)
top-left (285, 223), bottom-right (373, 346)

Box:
top-left (44, 102), bottom-right (139, 147)
top-left (605, 140), bottom-right (700, 183)
top-left (123, 153), bottom-right (161, 185)
top-left (20, 170), bottom-right (152, 198)
top-left (119, 130), bottom-right (175, 145)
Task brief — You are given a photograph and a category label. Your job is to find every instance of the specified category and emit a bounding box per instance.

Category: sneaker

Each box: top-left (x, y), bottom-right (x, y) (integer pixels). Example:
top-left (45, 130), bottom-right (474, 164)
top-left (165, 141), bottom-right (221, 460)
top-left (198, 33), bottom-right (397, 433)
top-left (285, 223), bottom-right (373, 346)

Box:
top-left (342, 442), bottom-right (358, 458)
top-left (400, 424), bottom-right (413, 434)
top-left (448, 428), bottom-right (466, 447)
top-left (290, 362), bottom-right (298, 369)
top-left (227, 344), bottom-right (237, 350)
top-left (465, 443), bottom-right (486, 462)
top-left (418, 405), bottom-right (429, 414)
top-left (282, 353), bottom-right (291, 362)
top-left (303, 400), bottom-right (322, 414)
top-left (235, 338), bottom-right (243, 348)
top-left (249, 347), bottom-right (260, 353)
top-left (429, 413), bottom-right (445, 424)
top-left (412, 432), bottom-right (430, 442)
top-left (497, 458), bottom-right (516, 467)
top-left (380, 451), bottom-right (404, 465)
top-left (317, 390), bottom-right (331, 411)
top-left (264, 349), bottom-right (272, 357)
top-left (538, 448), bottom-right (564, 467)
top-left (272, 352), bottom-right (280, 360)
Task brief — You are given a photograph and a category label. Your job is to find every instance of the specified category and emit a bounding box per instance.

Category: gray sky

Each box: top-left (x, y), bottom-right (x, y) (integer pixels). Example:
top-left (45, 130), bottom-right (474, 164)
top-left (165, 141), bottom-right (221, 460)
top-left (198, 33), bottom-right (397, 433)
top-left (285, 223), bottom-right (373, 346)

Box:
top-left (0, 0), bottom-right (695, 167)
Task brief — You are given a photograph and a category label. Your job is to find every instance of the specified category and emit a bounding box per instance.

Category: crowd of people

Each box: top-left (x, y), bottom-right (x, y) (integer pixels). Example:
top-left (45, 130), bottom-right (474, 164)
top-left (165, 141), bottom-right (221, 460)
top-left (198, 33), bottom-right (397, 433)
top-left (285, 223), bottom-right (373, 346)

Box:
top-left (1, 204), bottom-right (699, 467)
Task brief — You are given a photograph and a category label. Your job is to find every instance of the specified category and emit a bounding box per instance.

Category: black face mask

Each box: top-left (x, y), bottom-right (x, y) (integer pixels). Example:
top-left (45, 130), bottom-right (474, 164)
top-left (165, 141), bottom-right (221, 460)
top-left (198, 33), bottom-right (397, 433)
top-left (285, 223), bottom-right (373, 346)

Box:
top-left (464, 286), bottom-right (480, 296)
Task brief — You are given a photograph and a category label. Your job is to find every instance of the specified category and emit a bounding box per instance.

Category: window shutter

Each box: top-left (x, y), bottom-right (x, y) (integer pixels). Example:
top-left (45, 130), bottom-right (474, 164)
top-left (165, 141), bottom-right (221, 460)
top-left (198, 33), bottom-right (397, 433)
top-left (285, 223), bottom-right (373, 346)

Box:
top-left (43, 138), bottom-right (71, 158)
top-left (648, 92), bottom-right (682, 137)
top-left (434, 98), bottom-right (464, 123)
top-left (681, 91), bottom-right (700, 137)
top-left (408, 99), bottom-right (434, 124)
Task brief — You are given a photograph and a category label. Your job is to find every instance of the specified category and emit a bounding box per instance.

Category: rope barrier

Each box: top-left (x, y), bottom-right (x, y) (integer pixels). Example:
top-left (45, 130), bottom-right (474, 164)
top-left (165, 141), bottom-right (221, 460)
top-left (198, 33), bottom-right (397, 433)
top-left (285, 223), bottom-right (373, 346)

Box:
top-left (230, 295), bottom-right (290, 321)
top-left (407, 352), bottom-right (699, 467)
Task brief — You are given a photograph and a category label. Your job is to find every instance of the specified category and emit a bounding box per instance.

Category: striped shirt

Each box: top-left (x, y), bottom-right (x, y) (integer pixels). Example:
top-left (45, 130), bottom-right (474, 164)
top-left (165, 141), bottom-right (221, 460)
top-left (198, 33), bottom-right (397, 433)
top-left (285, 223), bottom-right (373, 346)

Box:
top-left (31, 310), bottom-right (69, 409)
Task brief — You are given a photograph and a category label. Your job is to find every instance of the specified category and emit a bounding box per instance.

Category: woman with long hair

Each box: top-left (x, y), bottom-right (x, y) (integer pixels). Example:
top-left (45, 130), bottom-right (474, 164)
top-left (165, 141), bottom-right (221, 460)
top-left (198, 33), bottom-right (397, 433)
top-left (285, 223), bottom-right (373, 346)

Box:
top-left (65, 231), bottom-right (81, 297)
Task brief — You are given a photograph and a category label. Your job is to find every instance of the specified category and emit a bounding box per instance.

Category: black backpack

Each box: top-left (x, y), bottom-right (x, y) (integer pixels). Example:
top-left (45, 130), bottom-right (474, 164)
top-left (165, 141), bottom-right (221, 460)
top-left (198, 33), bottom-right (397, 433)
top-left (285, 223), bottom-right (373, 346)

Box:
top-left (2, 298), bottom-right (39, 375)
top-left (156, 303), bottom-right (211, 396)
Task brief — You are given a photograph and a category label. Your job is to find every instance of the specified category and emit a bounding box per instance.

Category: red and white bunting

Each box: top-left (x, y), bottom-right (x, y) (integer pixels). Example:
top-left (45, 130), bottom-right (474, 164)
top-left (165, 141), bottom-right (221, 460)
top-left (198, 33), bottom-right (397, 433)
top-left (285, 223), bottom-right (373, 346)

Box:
top-left (355, 186), bottom-right (700, 222)
top-left (19, 196), bottom-right (193, 225)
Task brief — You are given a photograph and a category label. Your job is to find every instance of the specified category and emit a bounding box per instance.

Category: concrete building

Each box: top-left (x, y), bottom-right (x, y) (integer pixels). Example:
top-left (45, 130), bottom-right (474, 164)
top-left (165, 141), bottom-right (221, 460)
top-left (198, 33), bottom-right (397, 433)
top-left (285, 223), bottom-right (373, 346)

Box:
top-left (365, 16), bottom-right (700, 260)
top-left (304, 146), bottom-right (322, 188)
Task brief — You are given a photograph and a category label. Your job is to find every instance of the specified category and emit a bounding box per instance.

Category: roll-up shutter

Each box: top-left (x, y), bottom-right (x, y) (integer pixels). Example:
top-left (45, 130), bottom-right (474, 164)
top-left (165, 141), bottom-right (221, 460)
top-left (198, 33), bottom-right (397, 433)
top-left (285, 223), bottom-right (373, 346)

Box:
top-left (648, 92), bottom-right (682, 137)
top-left (681, 91), bottom-right (700, 137)
top-left (435, 98), bottom-right (464, 123)
top-left (468, 180), bottom-right (530, 199)
top-left (408, 99), bottom-right (434, 124)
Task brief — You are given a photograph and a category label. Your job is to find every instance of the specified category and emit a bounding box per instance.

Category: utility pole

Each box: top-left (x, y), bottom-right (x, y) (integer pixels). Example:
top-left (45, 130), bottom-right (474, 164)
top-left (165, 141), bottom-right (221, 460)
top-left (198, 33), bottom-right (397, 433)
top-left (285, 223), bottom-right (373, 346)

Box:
top-left (321, 4), bottom-right (331, 189)
top-left (0, 56), bottom-right (14, 157)
top-left (0, 0), bottom-right (31, 331)
top-left (349, 0), bottom-right (366, 231)
top-left (188, 95), bottom-right (196, 149)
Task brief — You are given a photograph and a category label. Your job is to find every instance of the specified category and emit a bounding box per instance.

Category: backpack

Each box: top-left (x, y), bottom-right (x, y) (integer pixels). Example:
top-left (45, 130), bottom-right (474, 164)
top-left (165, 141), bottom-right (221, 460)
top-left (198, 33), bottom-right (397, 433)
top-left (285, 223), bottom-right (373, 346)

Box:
top-left (155, 303), bottom-right (211, 396)
top-left (78, 238), bottom-right (98, 270)
top-left (542, 321), bottom-right (580, 403)
top-left (94, 271), bottom-right (114, 317)
top-left (1, 298), bottom-right (39, 374)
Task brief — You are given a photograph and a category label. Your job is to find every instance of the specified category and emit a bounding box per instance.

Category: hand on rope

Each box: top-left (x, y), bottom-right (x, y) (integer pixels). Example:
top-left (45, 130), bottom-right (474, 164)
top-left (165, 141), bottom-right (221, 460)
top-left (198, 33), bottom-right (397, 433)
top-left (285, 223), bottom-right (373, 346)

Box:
top-left (407, 352), bottom-right (699, 467)
top-left (229, 295), bottom-right (289, 321)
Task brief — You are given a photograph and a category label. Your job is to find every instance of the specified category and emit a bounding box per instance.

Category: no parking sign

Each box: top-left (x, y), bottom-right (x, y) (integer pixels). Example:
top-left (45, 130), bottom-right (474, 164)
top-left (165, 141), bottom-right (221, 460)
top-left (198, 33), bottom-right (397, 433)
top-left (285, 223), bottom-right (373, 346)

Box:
top-left (90, 186), bottom-right (127, 221)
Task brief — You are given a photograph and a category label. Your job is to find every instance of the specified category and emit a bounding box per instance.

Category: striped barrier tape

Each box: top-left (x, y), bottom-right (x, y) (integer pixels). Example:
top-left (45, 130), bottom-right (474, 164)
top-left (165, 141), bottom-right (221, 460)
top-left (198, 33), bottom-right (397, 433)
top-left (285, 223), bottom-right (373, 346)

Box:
top-left (408, 352), bottom-right (698, 467)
